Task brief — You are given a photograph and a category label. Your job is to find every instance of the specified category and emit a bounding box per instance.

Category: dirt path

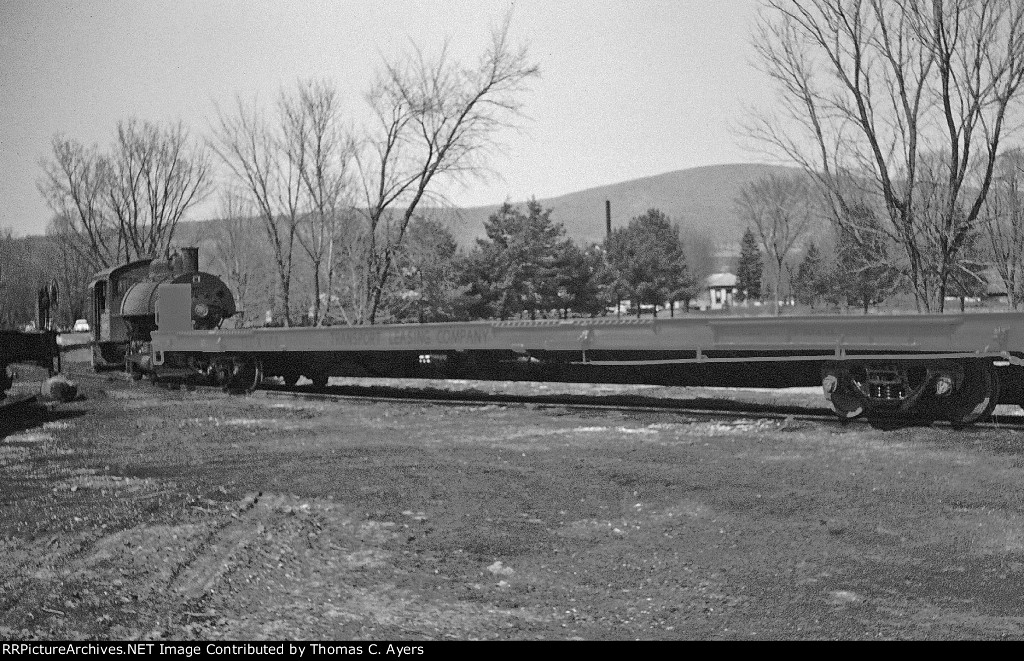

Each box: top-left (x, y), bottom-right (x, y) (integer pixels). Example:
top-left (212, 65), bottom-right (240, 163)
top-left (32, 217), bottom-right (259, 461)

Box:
top-left (2, 365), bottom-right (1024, 639)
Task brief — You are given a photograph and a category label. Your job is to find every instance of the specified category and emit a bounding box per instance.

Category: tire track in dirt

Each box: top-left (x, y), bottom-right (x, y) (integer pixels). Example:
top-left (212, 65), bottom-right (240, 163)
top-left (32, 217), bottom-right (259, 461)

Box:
top-left (168, 492), bottom-right (263, 603)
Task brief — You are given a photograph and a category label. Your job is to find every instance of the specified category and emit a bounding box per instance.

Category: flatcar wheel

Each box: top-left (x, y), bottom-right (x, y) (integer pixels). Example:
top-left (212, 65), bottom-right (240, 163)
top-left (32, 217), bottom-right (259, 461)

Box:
top-left (244, 359), bottom-right (264, 394)
top-left (946, 363), bottom-right (999, 429)
top-left (830, 391), bottom-right (865, 422)
top-left (224, 358), bottom-right (263, 394)
top-left (822, 371), bottom-right (865, 422)
top-left (282, 374), bottom-right (300, 387)
top-left (310, 375), bottom-right (329, 389)
top-left (867, 410), bottom-right (905, 430)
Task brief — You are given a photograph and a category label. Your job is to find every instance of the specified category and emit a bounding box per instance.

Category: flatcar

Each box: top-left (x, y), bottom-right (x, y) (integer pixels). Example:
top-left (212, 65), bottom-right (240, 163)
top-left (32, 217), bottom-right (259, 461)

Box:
top-left (115, 268), bottom-right (1024, 427)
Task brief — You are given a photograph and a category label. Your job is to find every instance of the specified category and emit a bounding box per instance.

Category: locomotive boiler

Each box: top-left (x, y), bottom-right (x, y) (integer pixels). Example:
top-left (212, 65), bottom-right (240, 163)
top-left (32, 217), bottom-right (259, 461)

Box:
top-left (119, 247), bottom-right (235, 339)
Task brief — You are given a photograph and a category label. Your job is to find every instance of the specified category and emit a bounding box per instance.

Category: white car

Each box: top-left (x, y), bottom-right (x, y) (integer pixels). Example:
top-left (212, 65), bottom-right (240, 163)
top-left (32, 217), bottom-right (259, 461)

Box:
top-left (72, 319), bottom-right (90, 332)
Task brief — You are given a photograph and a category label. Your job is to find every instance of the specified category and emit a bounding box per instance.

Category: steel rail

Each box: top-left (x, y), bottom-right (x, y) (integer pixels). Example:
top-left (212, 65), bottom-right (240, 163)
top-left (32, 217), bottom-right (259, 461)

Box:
top-left (250, 383), bottom-right (1024, 431)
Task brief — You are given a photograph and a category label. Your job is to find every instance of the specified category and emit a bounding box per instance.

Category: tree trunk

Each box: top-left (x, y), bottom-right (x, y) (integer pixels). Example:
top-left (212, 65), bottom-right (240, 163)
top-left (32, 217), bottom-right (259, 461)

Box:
top-left (312, 258), bottom-right (322, 325)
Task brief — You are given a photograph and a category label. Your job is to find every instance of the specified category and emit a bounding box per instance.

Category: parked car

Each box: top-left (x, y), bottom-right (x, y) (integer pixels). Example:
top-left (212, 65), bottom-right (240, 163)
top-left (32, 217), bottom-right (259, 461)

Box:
top-left (73, 319), bottom-right (90, 332)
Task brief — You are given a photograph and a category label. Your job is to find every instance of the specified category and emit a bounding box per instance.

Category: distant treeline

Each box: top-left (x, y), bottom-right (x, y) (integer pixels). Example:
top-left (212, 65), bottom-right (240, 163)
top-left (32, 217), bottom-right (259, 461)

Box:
top-left (0, 200), bottom-right (719, 329)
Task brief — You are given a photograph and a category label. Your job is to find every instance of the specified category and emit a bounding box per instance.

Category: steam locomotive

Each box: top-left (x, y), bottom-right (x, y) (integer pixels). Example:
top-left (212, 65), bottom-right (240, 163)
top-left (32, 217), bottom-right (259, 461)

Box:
top-left (87, 247), bottom-right (235, 373)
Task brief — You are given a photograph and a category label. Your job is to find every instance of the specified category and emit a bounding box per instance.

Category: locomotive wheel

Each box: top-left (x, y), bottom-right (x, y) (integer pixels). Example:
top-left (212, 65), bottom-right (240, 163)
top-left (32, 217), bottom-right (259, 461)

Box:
top-left (125, 356), bottom-right (143, 381)
top-left (214, 361), bottom-right (232, 390)
top-left (946, 363), bottom-right (999, 429)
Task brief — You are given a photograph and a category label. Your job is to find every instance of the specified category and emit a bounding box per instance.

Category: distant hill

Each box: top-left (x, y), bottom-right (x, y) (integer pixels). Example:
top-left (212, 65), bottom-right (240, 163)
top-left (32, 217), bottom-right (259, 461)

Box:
top-left (431, 162), bottom-right (801, 249)
top-left (177, 162), bottom-right (803, 260)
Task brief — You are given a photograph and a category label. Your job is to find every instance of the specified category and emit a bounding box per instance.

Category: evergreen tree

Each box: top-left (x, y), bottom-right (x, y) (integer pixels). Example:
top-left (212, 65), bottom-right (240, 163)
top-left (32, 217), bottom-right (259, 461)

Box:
top-left (829, 206), bottom-right (900, 313)
top-left (605, 209), bottom-right (694, 318)
top-left (736, 227), bottom-right (763, 302)
top-left (551, 242), bottom-right (605, 318)
top-left (793, 242), bottom-right (827, 308)
top-left (462, 199), bottom-right (570, 320)
top-left (452, 247), bottom-right (494, 321)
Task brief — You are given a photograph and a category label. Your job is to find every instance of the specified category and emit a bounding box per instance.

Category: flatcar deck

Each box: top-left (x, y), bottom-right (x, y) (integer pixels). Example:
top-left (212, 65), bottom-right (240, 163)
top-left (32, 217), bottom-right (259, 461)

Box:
top-left (152, 312), bottom-right (1024, 361)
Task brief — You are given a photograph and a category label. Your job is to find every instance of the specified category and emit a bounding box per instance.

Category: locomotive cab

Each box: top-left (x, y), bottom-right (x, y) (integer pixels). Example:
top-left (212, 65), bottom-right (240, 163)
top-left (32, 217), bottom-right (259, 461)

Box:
top-left (87, 257), bottom-right (154, 369)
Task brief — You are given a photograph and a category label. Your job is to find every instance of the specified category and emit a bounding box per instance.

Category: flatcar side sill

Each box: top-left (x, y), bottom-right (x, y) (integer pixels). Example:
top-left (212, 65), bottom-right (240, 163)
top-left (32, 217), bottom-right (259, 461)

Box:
top-left (580, 352), bottom-right (1015, 366)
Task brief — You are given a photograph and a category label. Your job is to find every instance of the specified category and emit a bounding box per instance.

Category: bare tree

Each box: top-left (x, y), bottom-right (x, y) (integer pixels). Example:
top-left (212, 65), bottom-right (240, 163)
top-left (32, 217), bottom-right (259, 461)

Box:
top-left (212, 95), bottom-right (304, 325)
top-left (43, 214), bottom-right (94, 328)
top-left (0, 224), bottom-right (14, 328)
top-left (747, 0), bottom-right (1024, 312)
top-left (38, 138), bottom-right (119, 269)
top-left (208, 190), bottom-right (267, 326)
top-left (0, 226), bottom-right (46, 329)
top-left (39, 121), bottom-right (211, 269)
top-left (982, 148), bottom-right (1024, 308)
top-left (682, 229), bottom-right (718, 290)
top-left (284, 80), bottom-right (355, 325)
top-left (329, 230), bottom-right (368, 326)
top-left (354, 12), bottom-right (539, 323)
top-left (106, 119), bottom-right (212, 261)
top-left (735, 174), bottom-right (815, 315)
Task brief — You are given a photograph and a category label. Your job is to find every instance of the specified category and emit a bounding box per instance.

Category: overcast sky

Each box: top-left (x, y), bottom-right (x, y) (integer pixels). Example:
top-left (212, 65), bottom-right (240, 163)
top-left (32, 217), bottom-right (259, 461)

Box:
top-left (0, 0), bottom-right (772, 237)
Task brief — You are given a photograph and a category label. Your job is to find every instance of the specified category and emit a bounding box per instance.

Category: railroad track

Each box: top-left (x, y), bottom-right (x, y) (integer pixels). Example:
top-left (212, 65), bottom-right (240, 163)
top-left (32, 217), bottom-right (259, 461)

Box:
top-left (252, 382), bottom-right (1024, 431)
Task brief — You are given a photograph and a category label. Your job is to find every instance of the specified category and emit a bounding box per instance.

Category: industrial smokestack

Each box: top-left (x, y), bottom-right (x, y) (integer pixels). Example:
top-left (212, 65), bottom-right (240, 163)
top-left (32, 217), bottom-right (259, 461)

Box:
top-left (605, 200), bottom-right (611, 237)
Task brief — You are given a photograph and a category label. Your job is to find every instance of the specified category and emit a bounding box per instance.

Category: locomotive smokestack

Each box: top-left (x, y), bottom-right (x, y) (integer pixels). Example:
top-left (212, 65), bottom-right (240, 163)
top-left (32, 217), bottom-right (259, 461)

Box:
top-left (605, 200), bottom-right (611, 237)
top-left (181, 247), bottom-right (199, 274)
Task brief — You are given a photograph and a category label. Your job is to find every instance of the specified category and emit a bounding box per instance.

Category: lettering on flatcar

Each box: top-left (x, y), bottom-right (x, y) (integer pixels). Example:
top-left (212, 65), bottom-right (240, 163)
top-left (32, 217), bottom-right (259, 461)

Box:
top-left (386, 328), bottom-right (433, 346)
top-left (436, 326), bottom-right (493, 346)
top-left (328, 329), bottom-right (383, 348)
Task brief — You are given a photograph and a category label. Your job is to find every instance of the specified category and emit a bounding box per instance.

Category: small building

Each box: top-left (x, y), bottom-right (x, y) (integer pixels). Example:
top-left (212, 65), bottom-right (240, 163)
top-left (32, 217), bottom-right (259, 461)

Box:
top-left (701, 272), bottom-right (737, 311)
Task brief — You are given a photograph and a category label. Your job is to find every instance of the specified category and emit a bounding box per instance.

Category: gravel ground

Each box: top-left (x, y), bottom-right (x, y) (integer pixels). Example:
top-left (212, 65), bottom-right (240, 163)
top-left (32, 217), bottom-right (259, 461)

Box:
top-left (2, 362), bottom-right (1024, 640)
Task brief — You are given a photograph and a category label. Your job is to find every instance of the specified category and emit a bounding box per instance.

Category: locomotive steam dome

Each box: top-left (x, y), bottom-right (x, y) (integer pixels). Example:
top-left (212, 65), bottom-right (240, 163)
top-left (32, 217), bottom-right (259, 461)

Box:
top-left (119, 247), bottom-right (236, 337)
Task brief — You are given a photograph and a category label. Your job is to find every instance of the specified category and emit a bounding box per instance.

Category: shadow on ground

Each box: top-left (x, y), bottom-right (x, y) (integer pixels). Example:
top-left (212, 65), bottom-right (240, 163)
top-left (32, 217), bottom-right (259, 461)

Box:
top-left (0, 400), bottom-right (85, 441)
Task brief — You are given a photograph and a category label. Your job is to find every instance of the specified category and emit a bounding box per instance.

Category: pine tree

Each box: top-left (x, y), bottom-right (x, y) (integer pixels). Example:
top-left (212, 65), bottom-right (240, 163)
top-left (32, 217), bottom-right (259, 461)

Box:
top-left (551, 242), bottom-right (605, 318)
top-left (462, 199), bottom-right (569, 320)
top-left (604, 209), bottom-right (693, 318)
top-left (829, 206), bottom-right (900, 313)
top-left (736, 227), bottom-right (763, 302)
top-left (793, 242), bottom-right (826, 308)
